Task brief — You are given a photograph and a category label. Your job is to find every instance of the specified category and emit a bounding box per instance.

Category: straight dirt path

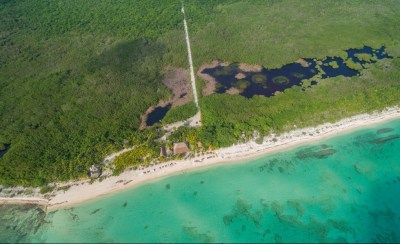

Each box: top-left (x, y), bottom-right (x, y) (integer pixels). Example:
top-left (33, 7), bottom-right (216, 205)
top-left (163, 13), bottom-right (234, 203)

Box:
top-left (98, 3), bottom-right (202, 164)
top-left (181, 2), bottom-right (201, 126)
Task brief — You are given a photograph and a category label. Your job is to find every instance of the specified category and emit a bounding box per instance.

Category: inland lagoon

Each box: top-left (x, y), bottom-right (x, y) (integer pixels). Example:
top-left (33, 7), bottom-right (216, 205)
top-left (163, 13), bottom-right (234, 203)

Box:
top-left (201, 46), bottom-right (392, 98)
top-left (1, 119), bottom-right (399, 243)
top-left (146, 104), bottom-right (172, 126)
top-left (0, 144), bottom-right (10, 158)
top-left (146, 46), bottom-right (391, 125)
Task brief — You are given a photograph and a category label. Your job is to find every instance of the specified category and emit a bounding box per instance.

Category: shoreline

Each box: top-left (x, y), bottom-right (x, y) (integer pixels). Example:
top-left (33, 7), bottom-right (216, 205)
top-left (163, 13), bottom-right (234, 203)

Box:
top-left (3, 107), bottom-right (400, 211)
top-left (0, 197), bottom-right (49, 211)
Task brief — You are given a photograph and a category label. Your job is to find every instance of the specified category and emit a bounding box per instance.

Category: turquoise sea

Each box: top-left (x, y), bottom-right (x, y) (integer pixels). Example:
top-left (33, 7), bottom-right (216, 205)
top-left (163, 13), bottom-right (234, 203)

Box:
top-left (1, 119), bottom-right (400, 243)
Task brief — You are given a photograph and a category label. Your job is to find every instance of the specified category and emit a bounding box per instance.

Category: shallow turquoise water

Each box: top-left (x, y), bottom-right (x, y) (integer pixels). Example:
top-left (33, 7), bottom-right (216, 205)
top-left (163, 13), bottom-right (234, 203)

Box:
top-left (4, 119), bottom-right (400, 243)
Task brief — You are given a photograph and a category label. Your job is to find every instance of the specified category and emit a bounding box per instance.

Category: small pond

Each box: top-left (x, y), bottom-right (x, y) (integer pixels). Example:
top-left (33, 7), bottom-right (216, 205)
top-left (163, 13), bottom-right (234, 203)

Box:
top-left (146, 104), bottom-right (171, 126)
top-left (201, 46), bottom-right (392, 98)
top-left (0, 144), bottom-right (10, 158)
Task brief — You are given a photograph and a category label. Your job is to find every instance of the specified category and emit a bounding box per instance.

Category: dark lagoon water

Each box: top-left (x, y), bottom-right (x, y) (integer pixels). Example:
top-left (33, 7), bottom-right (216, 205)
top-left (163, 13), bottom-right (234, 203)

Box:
top-left (146, 104), bottom-right (171, 126)
top-left (347, 46), bottom-right (391, 64)
top-left (0, 144), bottom-right (10, 158)
top-left (320, 57), bottom-right (359, 78)
top-left (202, 46), bottom-right (392, 98)
top-left (2, 119), bottom-right (399, 243)
top-left (204, 60), bottom-right (317, 98)
top-left (320, 46), bottom-right (392, 79)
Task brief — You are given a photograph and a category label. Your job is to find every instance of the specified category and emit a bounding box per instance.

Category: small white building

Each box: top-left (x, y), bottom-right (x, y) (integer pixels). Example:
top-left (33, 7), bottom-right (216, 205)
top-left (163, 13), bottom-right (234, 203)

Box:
top-left (89, 164), bottom-right (102, 178)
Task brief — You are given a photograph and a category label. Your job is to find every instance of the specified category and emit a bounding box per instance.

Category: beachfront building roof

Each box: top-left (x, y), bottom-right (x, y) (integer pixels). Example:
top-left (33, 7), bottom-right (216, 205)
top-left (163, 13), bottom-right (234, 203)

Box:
top-left (89, 164), bottom-right (102, 178)
top-left (173, 142), bottom-right (190, 155)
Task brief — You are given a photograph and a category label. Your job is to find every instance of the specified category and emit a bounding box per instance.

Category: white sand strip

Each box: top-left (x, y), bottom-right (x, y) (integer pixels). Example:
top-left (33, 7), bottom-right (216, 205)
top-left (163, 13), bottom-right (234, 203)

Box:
top-left (0, 197), bottom-right (49, 207)
top-left (42, 106), bottom-right (400, 211)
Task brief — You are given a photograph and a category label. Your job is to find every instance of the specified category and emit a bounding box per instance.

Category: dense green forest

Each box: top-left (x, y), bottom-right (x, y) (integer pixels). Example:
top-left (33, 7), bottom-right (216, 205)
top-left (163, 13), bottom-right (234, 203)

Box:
top-left (1, 0), bottom-right (399, 187)
top-left (0, 0), bottom-right (188, 186)
top-left (162, 102), bottom-right (197, 125)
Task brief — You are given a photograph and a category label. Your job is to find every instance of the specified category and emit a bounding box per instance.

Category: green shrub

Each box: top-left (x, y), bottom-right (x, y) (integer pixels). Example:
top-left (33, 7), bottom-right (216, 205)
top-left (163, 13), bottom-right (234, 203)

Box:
top-left (40, 185), bottom-right (55, 194)
top-left (345, 59), bottom-right (363, 71)
top-left (328, 61), bottom-right (339, 69)
top-left (272, 76), bottom-right (290, 85)
top-left (235, 80), bottom-right (251, 90)
top-left (292, 73), bottom-right (305, 78)
top-left (354, 53), bottom-right (376, 62)
top-left (251, 74), bottom-right (267, 84)
top-left (215, 66), bottom-right (233, 76)
top-left (162, 103), bottom-right (197, 124)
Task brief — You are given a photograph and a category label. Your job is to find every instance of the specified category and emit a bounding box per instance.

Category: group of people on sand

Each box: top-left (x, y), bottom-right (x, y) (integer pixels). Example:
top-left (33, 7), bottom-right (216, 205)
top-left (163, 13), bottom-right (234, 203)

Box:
top-left (142, 162), bottom-right (177, 174)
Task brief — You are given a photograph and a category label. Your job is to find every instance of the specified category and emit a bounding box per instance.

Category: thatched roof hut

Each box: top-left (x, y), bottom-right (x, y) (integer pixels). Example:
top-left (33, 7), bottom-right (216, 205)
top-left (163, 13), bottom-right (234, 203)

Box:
top-left (173, 142), bottom-right (190, 155)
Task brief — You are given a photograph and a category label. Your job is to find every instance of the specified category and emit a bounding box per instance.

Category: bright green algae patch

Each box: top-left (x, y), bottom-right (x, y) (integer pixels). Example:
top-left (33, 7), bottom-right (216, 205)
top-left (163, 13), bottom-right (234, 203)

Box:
top-left (21, 119), bottom-right (400, 243)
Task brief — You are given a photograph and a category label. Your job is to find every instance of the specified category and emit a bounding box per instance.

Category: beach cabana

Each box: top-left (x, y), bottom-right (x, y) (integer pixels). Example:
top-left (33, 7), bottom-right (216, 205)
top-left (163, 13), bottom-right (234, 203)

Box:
top-left (173, 142), bottom-right (190, 155)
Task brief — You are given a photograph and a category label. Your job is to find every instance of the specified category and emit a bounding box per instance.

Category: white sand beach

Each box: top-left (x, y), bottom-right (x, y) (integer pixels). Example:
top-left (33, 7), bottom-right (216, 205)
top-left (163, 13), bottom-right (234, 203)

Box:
top-left (2, 107), bottom-right (400, 211)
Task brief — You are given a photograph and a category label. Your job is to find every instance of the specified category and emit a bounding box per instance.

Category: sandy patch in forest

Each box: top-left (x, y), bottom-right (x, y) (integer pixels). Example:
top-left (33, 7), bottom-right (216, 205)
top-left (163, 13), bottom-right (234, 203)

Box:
top-left (235, 72), bottom-right (246, 79)
top-left (197, 60), bottom-right (220, 96)
top-left (295, 58), bottom-right (310, 67)
top-left (239, 63), bottom-right (262, 72)
top-left (162, 67), bottom-right (192, 106)
top-left (226, 87), bottom-right (241, 95)
top-left (140, 68), bottom-right (192, 129)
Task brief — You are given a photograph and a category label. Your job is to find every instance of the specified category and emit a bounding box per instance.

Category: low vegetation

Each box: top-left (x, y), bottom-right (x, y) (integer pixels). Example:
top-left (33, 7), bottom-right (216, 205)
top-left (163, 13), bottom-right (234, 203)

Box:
top-left (187, 0), bottom-right (400, 68)
top-left (251, 74), bottom-right (267, 85)
top-left (272, 76), bottom-right (290, 85)
top-left (345, 59), bottom-right (363, 71)
top-left (328, 61), bottom-right (339, 69)
top-left (235, 80), bottom-right (251, 90)
top-left (354, 53), bottom-right (376, 62)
